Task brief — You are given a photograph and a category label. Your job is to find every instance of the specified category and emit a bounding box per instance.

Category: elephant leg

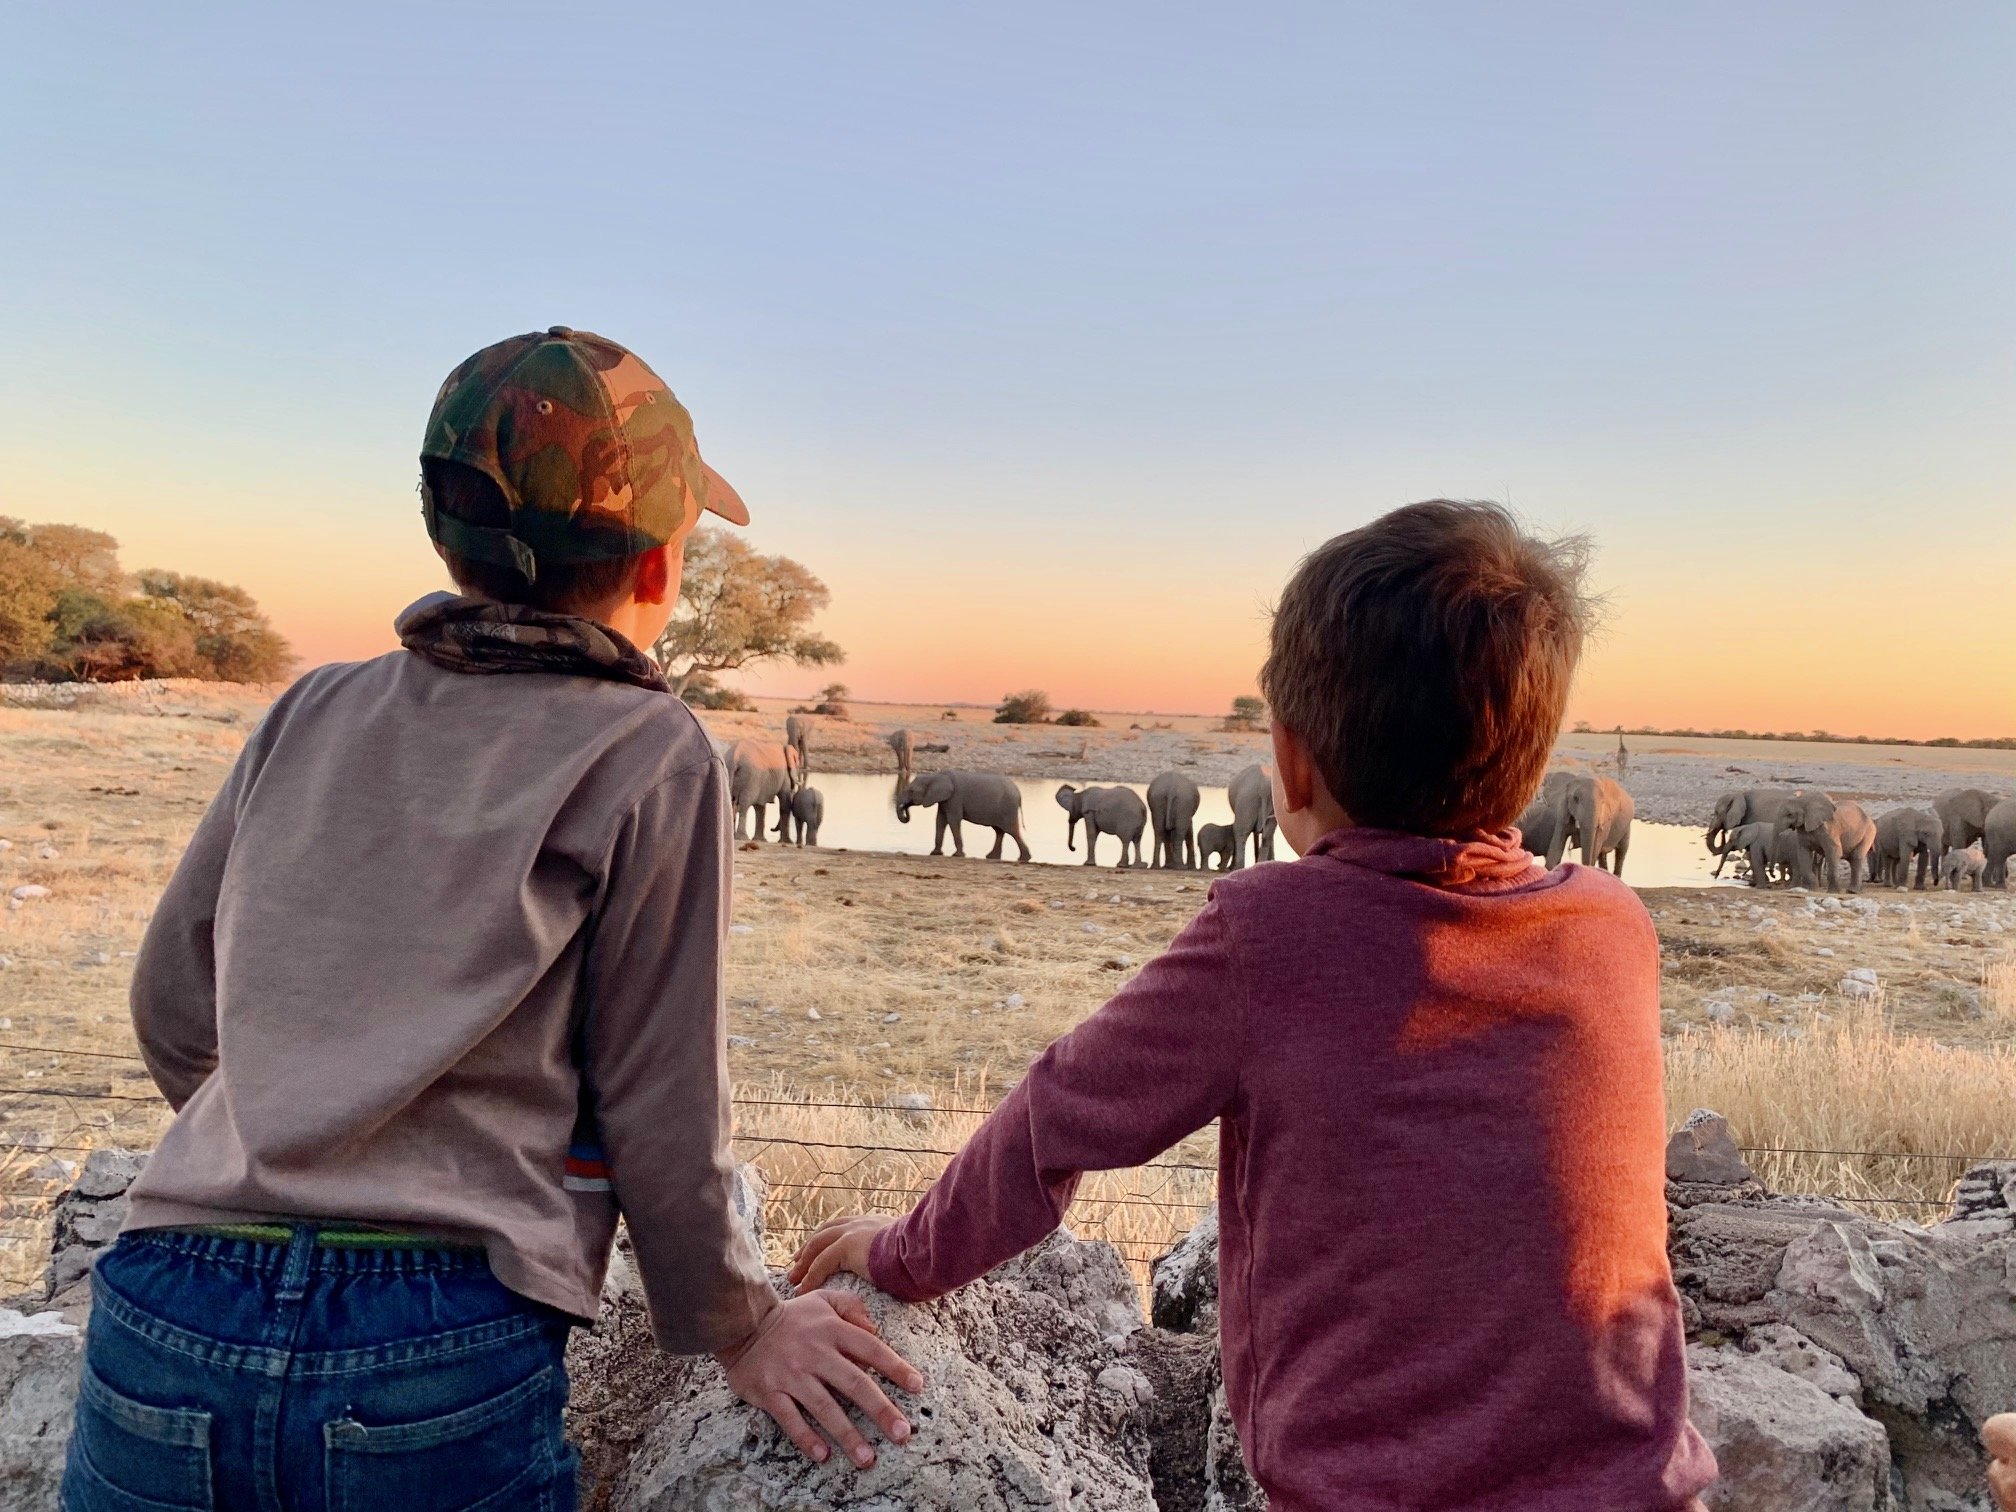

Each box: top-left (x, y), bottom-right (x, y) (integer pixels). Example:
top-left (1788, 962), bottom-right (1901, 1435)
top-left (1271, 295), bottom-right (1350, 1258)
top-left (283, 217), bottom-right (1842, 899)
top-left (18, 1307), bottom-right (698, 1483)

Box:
top-left (930, 811), bottom-right (948, 856)
top-left (986, 827), bottom-right (1006, 861)
top-left (1011, 821), bottom-right (1031, 862)
top-left (1229, 823), bottom-right (1248, 870)
top-left (1611, 835), bottom-right (1627, 880)
top-left (1083, 824), bottom-right (1100, 866)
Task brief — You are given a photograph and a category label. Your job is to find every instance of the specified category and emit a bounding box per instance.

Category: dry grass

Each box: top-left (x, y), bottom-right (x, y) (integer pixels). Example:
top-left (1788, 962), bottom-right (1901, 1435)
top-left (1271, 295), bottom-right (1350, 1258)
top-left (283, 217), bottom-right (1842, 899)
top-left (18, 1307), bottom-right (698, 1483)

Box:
top-left (1664, 995), bottom-right (2016, 1215)
top-left (4, 695), bottom-right (2016, 1294)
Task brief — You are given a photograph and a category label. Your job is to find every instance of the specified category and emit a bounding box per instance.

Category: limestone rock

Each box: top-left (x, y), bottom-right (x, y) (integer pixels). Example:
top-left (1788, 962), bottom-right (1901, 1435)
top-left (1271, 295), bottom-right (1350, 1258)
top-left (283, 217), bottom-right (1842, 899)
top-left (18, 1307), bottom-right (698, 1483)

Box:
top-left (0, 1307), bottom-right (83, 1511)
top-left (610, 1272), bottom-right (1157, 1511)
top-left (1204, 1379), bottom-right (1267, 1512)
top-left (1667, 1109), bottom-right (1757, 1186)
top-left (990, 1228), bottom-right (1141, 1342)
top-left (41, 1148), bottom-right (147, 1310)
top-left (1151, 1206), bottom-right (1220, 1335)
top-left (1686, 1345), bottom-right (1891, 1512)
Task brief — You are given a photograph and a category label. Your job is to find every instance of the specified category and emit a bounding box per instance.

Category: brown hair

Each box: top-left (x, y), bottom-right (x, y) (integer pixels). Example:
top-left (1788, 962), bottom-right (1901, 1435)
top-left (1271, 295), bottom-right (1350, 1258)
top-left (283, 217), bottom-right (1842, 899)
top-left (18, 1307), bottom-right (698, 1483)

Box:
top-left (424, 459), bottom-right (649, 617)
top-left (1260, 500), bottom-right (1593, 835)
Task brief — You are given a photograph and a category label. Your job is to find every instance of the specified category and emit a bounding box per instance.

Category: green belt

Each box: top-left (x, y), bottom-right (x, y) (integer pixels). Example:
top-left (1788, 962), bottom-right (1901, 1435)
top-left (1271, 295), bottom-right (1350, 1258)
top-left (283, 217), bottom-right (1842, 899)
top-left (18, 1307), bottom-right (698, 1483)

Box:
top-left (176, 1223), bottom-right (483, 1252)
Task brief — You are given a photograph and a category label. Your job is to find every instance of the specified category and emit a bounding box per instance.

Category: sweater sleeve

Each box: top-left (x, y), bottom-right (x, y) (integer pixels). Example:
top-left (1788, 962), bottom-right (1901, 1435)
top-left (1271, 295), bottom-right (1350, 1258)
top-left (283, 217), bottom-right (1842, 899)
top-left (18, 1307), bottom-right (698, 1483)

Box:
top-left (581, 755), bottom-right (776, 1355)
top-left (869, 896), bottom-right (1246, 1302)
top-left (129, 755), bottom-right (247, 1110)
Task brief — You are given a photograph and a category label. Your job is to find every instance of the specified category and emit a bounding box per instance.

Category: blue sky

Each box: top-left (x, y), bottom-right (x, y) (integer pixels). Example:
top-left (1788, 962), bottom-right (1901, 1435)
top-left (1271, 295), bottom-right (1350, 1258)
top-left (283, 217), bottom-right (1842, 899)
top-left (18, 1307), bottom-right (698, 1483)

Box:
top-left (4, 4), bottom-right (2011, 732)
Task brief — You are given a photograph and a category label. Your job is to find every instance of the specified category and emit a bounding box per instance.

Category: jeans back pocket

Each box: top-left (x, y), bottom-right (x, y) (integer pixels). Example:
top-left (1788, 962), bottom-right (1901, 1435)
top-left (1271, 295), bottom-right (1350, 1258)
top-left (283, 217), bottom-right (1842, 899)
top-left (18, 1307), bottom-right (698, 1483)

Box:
top-left (324, 1364), bottom-right (565, 1512)
top-left (65, 1363), bottom-right (214, 1510)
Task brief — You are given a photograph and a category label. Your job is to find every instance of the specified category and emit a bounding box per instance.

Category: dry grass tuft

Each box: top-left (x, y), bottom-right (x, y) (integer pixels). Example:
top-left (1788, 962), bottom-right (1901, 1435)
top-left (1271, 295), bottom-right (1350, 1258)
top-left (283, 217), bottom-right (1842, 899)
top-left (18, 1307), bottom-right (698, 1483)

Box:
top-left (1664, 996), bottom-right (2016, 1215)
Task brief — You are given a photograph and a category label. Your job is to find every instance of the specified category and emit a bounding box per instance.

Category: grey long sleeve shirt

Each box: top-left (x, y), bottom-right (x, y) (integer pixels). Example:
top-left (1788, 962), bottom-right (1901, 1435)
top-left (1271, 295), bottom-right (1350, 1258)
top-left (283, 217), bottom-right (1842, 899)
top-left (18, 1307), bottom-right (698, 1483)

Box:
top-left (121, 650), bottom-right (775, 1354)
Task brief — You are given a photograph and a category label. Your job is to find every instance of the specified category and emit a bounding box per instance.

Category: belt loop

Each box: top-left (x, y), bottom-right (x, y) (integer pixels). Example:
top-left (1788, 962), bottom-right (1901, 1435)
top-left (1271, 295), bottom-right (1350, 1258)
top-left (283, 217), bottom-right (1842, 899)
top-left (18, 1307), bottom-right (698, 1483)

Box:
top-left (277, 1224), bottom-right (316, 1300)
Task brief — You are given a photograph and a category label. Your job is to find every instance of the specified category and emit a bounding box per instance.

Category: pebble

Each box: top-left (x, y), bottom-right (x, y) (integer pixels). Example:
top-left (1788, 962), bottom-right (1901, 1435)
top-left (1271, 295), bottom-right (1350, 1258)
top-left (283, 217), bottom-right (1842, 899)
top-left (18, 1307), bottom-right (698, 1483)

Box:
top-left (879, 1067), bottom-right (895, 1078)
top-left (1846, 968), bottom-right (1878, 985)
top-left (881, 1012), bottom-right (901, 1024)
top-left (1005, 993), bottom-right (1025, 1008)
top-left (728, 924), bottom-right (754, 936)
top-left (726, 1035), bottom-right (756, 1049)
top-left (35, 845), bottom-right (58, 860)
top-left (1840, 978), bottom-right (1879, 1001)
top-left (1082, 923), bottom-right (1104, 935)
top-left (10, 884), bottom-right (50, 901)
top-left (1103, 954), bottom-right (1134, 970)
top-left (1814, 947), bottom-right (1835, 958)
top-left (804, 1007), bottom-right (821, 1022)
top-left (1705, 1001), bottom-right (1736, 1025)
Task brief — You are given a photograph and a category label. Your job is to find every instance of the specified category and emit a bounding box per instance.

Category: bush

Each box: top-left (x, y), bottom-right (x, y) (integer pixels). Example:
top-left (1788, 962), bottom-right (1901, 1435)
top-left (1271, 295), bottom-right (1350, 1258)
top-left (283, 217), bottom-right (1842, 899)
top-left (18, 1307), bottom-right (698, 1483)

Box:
top-left (1055, 709), bottom-right (1099, 727)
top-left (994, 689), bottom-right (1052, 725)
top-left (683, 674), bottom-right (755, 711)
top-left (1221, 694), bottom-right (1266, 733)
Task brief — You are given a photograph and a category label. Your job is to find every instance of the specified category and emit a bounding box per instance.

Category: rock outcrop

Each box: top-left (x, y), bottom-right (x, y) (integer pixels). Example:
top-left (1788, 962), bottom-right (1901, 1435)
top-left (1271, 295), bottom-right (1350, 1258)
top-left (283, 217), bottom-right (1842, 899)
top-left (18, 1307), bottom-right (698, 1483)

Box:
top-left (8, 1121), bottom-right (2014, 1512)
top-left (568, 1228), bottom-right (1161, 1512)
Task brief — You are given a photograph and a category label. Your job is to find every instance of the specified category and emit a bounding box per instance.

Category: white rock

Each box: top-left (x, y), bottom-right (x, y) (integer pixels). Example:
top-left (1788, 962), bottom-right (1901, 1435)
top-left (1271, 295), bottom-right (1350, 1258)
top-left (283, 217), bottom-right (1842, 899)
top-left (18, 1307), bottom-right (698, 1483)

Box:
top-left (728, 923), bottom-right (754, 936)
top-left (1005, 993), bottom-right (1025, 1008)
top-left (1685, 1346), bottom-right (1889, 1512)
top-left (1706, 1001), bottom-right (1737, 1025)
top-left (35, 845), bottom-right (58, 861)
top-left (9, 885), bottom-right (49, 902)
top-left (804, 1007), bottom-right (821, 1021)
top-left (0, 1308), bottom-right (84, 1505)
top-left (1083, 923), bottom-right (1104, 935)
top-left (1838, 978), bottom-right (1879, 1001)
top-left (1845, 968), bottom-right (1878, 985)
top-left (882, 1012), bottom-right (902, 1024)
top-left (1814, 947), bottom-right (1835, 958)
top-left (725, 1035), bottom-right (756, 1049)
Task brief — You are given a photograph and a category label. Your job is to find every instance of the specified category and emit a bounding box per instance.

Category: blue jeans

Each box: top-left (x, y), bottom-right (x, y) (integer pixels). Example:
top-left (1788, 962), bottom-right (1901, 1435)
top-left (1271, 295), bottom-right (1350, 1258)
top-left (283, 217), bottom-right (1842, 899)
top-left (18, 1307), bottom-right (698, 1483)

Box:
top-left (61, 1229), bottom-right (578, 1512)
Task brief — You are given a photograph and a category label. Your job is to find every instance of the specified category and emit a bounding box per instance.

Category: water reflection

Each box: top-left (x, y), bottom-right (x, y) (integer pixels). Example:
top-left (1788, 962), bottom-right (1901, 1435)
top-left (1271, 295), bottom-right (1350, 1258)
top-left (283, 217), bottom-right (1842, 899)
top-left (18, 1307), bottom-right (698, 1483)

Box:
top-left (755, 771), bottom-right (1730, 887)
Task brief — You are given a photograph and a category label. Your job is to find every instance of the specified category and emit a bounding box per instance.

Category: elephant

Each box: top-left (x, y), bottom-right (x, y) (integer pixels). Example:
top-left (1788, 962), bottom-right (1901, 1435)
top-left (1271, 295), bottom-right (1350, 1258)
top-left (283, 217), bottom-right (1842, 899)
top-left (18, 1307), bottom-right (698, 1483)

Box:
top-left (1940, 845), bottom-right (1986, 892)
top-left (897, 771), bottom-right (1031, 861)
top-left (1146, 771), bottom-right (1202, 869)
top-left (1197, 822), bottom-right (1236, 872)
top-left (1544, 775), bottom-right (1633, 875)
top-left (1705, 787), bottom-right (1794, 873)
top-left (1777, 791), bottom-right (1877, 893)
top-left (1714, 821), bottom-right (1803, 889)
top-left (1986, 797), bottom-right (2016, 888)
top-left (774, 785), bottom-right (823, 848)
top-left (1226, 764), bottom-right (1277, 869)
top-left (885, 728), bottom-right (948, 779)
top-left (1515, 771), bottom-right (1576, 860)
top-left (1871, 806), bottom-right (1942, 890)
top-left (785, 714), bottom-right (812, 776)
top-left (1056, 784), bottom-right (1148, 868)
top-left (726, 740), bottom-right (803, 842)
top-left (1934, 788), bottom-right (2001, 855)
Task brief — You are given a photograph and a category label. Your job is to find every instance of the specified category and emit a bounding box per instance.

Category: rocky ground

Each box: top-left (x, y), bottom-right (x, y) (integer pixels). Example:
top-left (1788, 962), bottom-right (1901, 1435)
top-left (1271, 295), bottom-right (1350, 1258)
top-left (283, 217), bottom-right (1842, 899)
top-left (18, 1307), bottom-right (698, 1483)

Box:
top-left (5, 1133), bottom-right (2013, 1511)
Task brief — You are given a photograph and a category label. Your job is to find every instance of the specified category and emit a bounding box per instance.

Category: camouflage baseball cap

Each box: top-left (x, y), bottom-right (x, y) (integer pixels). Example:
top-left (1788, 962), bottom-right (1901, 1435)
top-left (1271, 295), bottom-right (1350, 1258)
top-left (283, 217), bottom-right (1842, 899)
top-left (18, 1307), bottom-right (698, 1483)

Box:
top-left (419, 326), bottom-right (748, 583)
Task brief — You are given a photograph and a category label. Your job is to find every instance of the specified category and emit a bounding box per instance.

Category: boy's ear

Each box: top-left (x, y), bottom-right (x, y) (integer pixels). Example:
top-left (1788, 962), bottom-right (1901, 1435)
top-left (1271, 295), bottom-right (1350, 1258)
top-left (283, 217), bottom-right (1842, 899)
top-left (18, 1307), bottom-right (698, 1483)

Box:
top-left (631, 542), bottom-right (675, 606)
top-left (1270, 720), bottom-right (1316, 815)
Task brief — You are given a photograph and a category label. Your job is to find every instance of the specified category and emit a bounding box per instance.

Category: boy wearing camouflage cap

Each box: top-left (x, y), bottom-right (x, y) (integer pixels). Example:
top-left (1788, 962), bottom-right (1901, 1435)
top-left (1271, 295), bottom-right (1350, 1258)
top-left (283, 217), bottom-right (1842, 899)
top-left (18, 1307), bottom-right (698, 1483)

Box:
top-left (64, 328), bottom-right (918, 1509)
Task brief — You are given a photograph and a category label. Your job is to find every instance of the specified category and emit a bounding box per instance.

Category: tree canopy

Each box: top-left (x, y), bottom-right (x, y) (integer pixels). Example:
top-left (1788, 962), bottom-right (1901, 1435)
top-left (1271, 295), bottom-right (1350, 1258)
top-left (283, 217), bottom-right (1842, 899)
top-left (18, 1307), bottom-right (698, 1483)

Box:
top-left (0, 517), bottom-right (293, 683)
top-left (652, 529), bottom-right (844, 698)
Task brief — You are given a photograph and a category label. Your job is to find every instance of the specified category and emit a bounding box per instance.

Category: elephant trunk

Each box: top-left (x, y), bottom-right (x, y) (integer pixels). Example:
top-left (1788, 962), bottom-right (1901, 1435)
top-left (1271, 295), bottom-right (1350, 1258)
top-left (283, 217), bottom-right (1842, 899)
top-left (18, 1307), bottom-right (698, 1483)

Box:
top-left (1066, 811), bottom-right (1079, 852)
top-left (896, 798), bottom-right (912, 823)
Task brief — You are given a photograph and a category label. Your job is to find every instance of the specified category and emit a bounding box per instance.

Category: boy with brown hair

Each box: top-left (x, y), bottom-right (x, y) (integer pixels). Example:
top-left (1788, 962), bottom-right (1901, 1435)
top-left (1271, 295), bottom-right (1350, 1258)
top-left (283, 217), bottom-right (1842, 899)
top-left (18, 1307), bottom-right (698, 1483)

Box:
top-left (64, 328), bottom-right (917, 1511)
top-left (794, 501), bottom-right (1716, 1510)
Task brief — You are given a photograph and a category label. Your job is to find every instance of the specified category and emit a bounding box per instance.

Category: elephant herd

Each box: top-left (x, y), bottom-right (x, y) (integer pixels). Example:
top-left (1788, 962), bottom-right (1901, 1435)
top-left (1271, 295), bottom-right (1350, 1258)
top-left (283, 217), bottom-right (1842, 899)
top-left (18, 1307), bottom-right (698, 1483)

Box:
top-left (1703, 785), bottom-right (2014, 894)
top-left (720, 723), bottom-right (1282, 870)
top-left (899, 763), bottom-right (1279, 870)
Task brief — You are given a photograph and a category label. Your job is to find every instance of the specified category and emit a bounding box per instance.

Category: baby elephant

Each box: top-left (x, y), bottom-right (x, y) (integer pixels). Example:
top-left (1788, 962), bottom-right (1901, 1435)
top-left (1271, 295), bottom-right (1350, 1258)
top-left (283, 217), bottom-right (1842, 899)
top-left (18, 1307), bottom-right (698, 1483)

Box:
top-left (1197, 822), bottom-right (1236, 872)
top-left (1940, 845), bottom-right (1986, 892)
top-left (774, 786), bottom-right (823, 848)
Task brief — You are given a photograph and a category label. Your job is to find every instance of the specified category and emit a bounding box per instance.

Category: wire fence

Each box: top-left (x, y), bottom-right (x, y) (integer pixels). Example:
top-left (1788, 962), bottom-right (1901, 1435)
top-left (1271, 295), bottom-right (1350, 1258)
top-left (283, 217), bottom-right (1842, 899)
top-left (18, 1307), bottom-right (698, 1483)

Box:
top-left (0, 1038), bottom-right (2006, 1297)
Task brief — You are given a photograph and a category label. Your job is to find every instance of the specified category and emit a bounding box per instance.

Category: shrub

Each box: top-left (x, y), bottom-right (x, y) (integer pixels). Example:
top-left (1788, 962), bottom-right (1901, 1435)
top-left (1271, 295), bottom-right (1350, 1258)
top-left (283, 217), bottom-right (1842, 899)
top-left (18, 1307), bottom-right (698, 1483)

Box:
top-left (1222, 694), bottom-right (1266, 733)
top-left (994, 689), bottom-right (1052, 724)
top-left (1055, 709), bottom-right (1099, 727)
top-left (683, 674), bottom-right (755, 711)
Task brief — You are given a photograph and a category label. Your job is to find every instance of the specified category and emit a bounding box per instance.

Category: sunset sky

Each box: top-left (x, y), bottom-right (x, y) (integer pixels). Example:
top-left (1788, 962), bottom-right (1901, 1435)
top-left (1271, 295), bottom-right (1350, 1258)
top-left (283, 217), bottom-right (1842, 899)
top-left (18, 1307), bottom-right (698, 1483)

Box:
top-left (4, 5), bottom-right (2011, 737)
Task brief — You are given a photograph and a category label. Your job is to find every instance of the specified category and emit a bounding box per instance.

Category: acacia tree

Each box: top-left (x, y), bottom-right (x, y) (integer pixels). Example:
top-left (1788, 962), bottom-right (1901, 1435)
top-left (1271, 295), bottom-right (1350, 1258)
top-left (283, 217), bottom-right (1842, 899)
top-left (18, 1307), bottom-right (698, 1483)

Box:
top-left (652, 529), bottom-right (843, 699)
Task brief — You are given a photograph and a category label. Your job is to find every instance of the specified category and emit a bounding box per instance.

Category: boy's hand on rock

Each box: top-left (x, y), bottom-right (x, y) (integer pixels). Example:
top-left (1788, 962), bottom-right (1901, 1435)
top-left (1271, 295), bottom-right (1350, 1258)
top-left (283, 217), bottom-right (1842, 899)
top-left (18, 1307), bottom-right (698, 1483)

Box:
top-left (789, 1213), bottom-right (894, 1294)
top-left (713, 1290), bottom-right (924, 1469)
top-left (1985, 1413), bottom-right (2016, 1511)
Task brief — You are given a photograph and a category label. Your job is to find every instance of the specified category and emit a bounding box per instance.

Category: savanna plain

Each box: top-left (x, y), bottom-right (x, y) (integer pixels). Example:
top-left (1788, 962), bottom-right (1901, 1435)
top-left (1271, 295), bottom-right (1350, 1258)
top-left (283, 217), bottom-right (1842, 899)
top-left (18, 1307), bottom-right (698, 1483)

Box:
top-left (3, 682), bottom-right (2015, 1295)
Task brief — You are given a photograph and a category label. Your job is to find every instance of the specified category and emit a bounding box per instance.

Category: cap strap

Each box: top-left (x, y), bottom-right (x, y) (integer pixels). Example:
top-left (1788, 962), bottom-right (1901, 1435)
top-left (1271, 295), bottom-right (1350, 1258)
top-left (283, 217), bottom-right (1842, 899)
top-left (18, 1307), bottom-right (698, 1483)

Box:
top-left (421, 490), bottom-right (540, 584)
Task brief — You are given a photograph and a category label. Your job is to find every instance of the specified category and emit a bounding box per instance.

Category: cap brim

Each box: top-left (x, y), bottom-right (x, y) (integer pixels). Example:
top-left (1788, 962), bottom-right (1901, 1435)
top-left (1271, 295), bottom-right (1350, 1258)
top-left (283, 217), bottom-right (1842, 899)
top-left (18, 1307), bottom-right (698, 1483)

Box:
top-left (699, 461), bottom-right (750, 526)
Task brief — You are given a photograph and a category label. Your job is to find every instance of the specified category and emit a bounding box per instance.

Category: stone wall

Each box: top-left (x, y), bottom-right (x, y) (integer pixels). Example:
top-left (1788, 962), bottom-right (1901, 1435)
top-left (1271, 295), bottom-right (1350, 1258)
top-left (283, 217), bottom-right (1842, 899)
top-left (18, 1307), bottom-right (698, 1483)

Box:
top-left (6, 1120), bottom-right (2014, 1511)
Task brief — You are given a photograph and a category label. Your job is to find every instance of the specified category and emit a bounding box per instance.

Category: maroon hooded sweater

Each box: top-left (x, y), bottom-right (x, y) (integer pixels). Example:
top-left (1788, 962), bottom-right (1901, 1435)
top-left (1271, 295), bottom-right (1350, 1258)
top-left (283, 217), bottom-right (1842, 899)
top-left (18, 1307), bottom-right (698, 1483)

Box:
top-left (869, 827), bottom-right (1715, 1511)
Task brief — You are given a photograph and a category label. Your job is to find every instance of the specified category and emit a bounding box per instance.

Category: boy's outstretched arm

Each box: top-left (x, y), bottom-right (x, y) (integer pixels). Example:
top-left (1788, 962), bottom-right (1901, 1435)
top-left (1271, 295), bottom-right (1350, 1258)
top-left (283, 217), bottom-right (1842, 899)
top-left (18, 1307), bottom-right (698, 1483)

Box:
top-left (584, 753), bottom-right (919, 1467)
top-left (793, 897), bottom-right (1245, 1300)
